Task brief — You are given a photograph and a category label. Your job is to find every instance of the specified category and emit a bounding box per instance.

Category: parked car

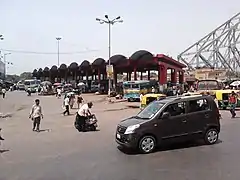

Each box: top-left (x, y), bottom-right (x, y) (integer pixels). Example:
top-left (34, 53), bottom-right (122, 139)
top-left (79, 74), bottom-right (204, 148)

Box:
top-left (116, 95), bottom-right (221, 154)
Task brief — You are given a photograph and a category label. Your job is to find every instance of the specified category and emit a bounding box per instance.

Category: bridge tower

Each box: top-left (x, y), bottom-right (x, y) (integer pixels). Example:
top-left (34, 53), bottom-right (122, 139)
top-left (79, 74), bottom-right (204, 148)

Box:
top-left (178, 13), bottom-right (240, 74)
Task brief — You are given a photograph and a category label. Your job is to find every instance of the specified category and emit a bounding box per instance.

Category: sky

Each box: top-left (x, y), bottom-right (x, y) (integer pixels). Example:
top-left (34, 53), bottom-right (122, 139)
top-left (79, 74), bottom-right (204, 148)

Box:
top-left (0, 0), bottom-right (239, 75)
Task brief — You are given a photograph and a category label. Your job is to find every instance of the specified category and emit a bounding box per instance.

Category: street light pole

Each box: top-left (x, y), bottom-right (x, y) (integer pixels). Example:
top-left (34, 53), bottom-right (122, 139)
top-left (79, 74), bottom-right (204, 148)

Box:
top-left (4, 53), bottom-right (12, 77)
top-left (96, 15), bottom-right (123, 97)
top-left (56, 37), bottom-right (62, 67)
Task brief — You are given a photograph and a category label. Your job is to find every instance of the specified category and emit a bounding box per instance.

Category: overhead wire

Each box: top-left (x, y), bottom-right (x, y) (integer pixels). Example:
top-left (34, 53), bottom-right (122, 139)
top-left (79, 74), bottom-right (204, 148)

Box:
top-left (0, 48), bottom-right (100, 55)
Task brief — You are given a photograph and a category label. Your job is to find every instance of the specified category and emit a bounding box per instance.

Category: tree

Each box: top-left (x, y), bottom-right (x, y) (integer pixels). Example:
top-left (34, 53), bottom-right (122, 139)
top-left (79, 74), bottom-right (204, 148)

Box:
top-left (19, 72), bottom-right (32, 80)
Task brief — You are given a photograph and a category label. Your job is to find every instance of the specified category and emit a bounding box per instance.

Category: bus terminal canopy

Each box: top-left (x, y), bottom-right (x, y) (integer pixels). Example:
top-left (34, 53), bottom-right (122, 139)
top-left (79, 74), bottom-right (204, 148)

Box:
top-left (33, 50), bottom-right (186, 85)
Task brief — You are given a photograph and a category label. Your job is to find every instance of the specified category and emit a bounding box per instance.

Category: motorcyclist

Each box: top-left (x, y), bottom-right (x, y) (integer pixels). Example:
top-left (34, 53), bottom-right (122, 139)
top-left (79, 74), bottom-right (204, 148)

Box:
top-left (76, 102), bottom-right (93, 131)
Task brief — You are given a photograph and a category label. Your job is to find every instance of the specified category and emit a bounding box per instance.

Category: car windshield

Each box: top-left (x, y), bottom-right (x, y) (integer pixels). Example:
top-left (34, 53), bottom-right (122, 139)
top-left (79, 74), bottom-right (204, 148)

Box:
top-left (24, 81), bottom-right (31, 85)
top-left (136, 101), bottom-right (165, 119)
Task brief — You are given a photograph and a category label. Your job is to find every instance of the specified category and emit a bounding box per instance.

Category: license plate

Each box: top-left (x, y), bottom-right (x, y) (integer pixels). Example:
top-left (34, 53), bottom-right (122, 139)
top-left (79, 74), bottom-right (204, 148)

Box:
top-left (116, 134), bottom-right (121, 139)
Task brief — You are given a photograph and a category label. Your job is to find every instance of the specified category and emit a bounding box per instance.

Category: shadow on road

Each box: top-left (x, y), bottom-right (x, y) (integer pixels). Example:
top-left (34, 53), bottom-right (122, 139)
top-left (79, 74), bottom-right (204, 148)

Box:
top-left (117, 139), bottom-right (223, 155)
top-left (36, 129), bottom-right (51, 133)
top-left (0, 149), bottom-right (10, 154)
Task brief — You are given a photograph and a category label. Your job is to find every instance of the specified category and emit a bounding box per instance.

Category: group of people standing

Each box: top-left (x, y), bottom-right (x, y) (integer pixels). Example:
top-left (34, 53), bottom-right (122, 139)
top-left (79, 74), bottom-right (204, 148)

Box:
top-left (63, 92), bottom-right (84, 116)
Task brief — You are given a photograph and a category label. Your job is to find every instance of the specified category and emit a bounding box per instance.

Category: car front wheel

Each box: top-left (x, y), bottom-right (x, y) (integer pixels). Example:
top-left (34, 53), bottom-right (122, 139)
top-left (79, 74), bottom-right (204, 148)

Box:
top-left (204, 128), bottom-right (219, 145)
top-left (139, 135), bottom-right (156, 154)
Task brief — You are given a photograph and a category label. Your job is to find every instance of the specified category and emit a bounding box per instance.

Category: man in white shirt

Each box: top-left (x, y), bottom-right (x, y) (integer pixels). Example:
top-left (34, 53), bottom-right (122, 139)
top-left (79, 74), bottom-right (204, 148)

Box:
top-left (29, 99), bottom-right (43, 132)
top-left (57, 88), bottom-right (61, 98)
top-left (139, 93), bottom-right (144, 108)
top-left (2, 88), bottom-right (6, 98)
top-left (63, 95), bottom-right (70, 115)
top-left (76, 102), bottom-right (93, 131)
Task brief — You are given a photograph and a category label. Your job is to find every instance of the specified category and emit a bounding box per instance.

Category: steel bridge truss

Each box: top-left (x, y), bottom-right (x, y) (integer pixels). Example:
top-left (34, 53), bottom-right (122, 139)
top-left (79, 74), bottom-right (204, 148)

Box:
top-left (178, 13), bottom-right (240, 73)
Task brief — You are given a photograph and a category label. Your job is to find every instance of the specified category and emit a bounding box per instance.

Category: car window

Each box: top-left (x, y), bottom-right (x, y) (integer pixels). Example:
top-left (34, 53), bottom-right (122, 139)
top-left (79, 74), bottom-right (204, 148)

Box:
top-left (136, 101), bottom-right (165, 119)
top-left (163, 102), bottom-right (186, 117)
top-left (188, 98), bottom-right (210, 113)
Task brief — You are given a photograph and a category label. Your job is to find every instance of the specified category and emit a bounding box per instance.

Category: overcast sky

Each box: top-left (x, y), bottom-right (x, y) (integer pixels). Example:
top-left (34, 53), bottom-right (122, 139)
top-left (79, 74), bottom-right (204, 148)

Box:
top-left (0, 0), bottom-right (239, 75)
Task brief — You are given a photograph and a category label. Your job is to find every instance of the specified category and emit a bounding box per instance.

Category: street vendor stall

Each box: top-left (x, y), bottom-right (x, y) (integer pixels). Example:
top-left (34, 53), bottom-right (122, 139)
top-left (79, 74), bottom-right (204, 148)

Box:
top-left (39, 81), bottom-right (54, 95)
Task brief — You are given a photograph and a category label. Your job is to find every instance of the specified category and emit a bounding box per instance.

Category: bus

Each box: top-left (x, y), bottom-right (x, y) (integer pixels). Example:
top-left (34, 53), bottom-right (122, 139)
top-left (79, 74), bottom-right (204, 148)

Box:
top-left (24, 79), bottom-right (41, 92)
top-left (123, 80), bottom-right (158, 102)
top-left (196, 79), bottom-right (222, 95)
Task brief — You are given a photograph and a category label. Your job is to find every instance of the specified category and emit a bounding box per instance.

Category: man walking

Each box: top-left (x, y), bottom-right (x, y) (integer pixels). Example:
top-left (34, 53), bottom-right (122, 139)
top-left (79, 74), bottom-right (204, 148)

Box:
top-left (63, 95), bottom-right (70, 115)
top-left (29, 99), bottom-right (43, 132)
top-left (2, 87), bottom-right (6, 98)
top-left (229, 91), bottom-right (237, 118)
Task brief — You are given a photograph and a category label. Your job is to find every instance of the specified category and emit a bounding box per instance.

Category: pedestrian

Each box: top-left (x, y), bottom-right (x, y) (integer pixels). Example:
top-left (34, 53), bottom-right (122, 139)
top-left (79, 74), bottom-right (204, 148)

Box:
top-left (151, 86), bottom-right (155, 93)
top-left (229, 91), bottom-right (237, 118)
top-left (29, 99), bottom-right (43, 132)
top-left (139, 92), bottom-right (144, 108)
top-left (77, 94), bottom-right (84, 109)
top-left (2, 87), bottom-right (6, 99)
top-left (57, 87), bottom-right (61, 98)
top-left (63, 95), bottom-right (70, 115)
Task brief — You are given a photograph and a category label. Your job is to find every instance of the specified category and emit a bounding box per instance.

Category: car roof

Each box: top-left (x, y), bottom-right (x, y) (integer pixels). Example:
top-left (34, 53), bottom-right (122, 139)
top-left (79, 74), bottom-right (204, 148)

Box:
top-left (144, 93), bottom-right (166, 98)
top-left (157, 95), bottom-right (212, 104)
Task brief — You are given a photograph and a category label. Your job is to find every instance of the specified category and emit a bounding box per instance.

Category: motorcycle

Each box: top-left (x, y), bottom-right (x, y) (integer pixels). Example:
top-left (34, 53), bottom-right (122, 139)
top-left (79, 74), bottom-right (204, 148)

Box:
top-left (74, 114), bottom-right (98, 132)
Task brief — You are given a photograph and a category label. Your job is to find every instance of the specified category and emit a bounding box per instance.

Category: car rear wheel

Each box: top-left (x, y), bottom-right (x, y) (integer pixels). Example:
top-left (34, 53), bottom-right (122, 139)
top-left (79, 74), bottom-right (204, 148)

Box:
top-left (139, 135), bottom-right (156, 154)
top-left (204, 128), bottom-right (219, 145)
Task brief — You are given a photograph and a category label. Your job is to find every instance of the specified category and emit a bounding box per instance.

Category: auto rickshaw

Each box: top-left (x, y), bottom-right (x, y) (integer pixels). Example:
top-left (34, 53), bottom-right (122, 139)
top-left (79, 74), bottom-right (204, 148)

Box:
top-left (215, 89), bottom-right (240, 109)
top-left (140, 93), bottom-right (166, 110)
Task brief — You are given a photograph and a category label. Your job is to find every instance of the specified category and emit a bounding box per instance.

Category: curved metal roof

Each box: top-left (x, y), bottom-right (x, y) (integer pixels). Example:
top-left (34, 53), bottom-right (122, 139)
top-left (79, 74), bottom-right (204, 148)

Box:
top-left (59, 64), bottom-right (67, 70)
top-left (92, 58), bottom-right (105, 66)
top-left (38, 68), bottom-right (43, 73)
top-left (43, 67), bottom-right (49, 72)
top-left (80, 60), bottom-right (90, 68)
top-left (129, 50), bottom-right (153, 61)
top-left (50, 65), bottom-right (58, 71)
top-left (109, 55), bottom-right (127, 65)
top-left (69, 62), bottom-right (78, 69)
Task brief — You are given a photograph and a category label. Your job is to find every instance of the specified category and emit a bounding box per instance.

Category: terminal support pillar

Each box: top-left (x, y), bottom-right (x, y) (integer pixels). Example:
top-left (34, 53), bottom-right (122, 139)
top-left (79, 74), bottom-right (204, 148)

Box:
top-left (148, 70), bottom-right (150, 80)
top-left (134, 67), bottom-right (137, 80)
top-left (179, 71), bottom-right (184, 84)
top-left (159, 65), bottom-right (167, 85)
top-left (171, 69), bottom-right (177, 84)
top-left (98, 69), bottom-right (101, 83)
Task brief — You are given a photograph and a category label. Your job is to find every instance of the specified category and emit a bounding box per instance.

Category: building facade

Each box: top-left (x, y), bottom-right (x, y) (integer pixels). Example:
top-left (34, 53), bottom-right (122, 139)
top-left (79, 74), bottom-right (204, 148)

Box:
top-left (0, 60), bottom-right (5, 79)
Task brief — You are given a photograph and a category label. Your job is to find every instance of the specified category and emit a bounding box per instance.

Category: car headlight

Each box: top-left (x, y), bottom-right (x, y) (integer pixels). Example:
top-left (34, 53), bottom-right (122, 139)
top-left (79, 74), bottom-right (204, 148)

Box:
top-left (124, 124), bottom-right (140, 134)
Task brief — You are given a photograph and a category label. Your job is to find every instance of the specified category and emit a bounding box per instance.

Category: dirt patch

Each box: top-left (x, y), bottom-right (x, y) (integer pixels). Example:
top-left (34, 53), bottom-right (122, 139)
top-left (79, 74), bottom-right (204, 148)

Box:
top-left (16, 105), bottom-right (28, 112)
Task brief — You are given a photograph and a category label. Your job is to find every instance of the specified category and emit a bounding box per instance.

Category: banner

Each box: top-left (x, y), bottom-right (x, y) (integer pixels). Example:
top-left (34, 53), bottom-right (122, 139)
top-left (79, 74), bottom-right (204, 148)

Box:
top-left (106, 65), bottom-right (114, 79)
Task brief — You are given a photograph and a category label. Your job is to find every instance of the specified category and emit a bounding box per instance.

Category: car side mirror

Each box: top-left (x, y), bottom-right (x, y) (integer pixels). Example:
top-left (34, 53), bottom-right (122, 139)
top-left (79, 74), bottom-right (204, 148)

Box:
top-left (161, 112), bottom-right (170, 119)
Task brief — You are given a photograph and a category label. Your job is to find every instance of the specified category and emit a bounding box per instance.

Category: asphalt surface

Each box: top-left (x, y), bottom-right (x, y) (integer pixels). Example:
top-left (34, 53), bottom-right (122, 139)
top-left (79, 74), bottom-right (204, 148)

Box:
top-left (1, 92), bottom-right (240, 180)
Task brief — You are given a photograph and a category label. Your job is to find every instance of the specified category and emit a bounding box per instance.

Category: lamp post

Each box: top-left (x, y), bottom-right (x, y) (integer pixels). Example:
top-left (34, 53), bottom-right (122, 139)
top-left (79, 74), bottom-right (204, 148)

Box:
top-left (56, 37), bottom-right (62, 67)
top-left (3, 53), bottom-right (12, 78)
top-left (96, 15), bottom-right (123, 97)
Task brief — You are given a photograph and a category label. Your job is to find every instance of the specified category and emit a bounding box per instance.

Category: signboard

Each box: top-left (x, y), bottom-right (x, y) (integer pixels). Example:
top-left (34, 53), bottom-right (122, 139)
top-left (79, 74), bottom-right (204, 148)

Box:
top-left (106, 65), bottom-right (114, 79)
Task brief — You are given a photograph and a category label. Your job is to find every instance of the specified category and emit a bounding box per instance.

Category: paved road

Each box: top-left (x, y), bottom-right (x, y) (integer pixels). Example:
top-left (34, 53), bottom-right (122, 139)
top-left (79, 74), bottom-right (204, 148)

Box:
top-left (0, 92), bottom-right (240, 180)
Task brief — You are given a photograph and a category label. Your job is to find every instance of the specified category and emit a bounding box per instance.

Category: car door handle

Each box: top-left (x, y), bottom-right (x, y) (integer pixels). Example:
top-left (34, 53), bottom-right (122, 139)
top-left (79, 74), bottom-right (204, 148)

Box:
top-left (204, 114), bottom-right (209, 118)
top-left (182, 119), bottom-right (187, 123)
